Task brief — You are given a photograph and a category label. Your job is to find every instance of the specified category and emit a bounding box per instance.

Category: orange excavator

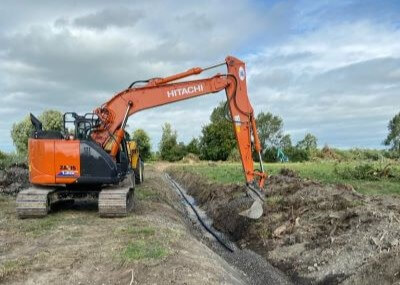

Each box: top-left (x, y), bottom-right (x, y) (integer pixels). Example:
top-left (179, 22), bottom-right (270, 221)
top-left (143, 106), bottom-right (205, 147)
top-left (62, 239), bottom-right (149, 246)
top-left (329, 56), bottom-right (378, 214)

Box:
top-left (17, 56), bottom-right (267, 219)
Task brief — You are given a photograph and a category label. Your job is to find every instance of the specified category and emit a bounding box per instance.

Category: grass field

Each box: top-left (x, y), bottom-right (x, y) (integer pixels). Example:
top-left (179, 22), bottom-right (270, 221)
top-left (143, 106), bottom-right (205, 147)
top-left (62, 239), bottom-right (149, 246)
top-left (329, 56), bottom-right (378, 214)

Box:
top-left (173, 161), bottom-right (400, 195)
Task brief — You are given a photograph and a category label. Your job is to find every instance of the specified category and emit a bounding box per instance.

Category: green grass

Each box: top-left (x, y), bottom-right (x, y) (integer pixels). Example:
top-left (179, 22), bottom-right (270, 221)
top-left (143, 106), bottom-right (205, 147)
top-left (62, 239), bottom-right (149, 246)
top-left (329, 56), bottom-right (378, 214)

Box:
top-left (173, 161), bottom-right (400, 195)
top-left (267, 195), bottom-right (284, 206)
top-left (0, 258), bottom-right (29, 280)
top-left (125, 226), bottom-right (156, 236)
top-left (18, 213), bottom-right (64, 237)
top-left (0, 196), bottom-right (67, 237)
top-left (119, 225), bottom-right (168, 261)
top-left (117, 223), bottom-right (168, 262)
top-left (115, 225), bottom-right (156, 237)
top-left (121, 241), bottom-right (168, 261)
top-left (135, 185), bottom-right (158, 201)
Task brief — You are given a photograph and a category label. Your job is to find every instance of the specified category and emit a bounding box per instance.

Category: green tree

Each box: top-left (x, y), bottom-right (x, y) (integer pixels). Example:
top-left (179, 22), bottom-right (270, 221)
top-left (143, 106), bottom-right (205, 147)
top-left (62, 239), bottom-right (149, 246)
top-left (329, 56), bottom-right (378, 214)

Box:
top-left (256, 112), bottom-right (283, 149)
top-left (40, 110), bottom-right (63, 131)
top-left (296, 133), bottom-right (318, 150)
top-left (279, 134), bottom-right (292, 149)
top-left (159, 123), bottom-right (185, 161)
top-left (199, 102), bottom-right (236, 161)
top-left (177, 141), bottom-right (188, 157)
top-left (11, 110), bottom-right (63, 155)
top-left (384, 112), bottom-right (400, 152)
top-left (11, 116), bottom-right (33, 155)
top-left (0, 150), bottom-right (6, 160)
top-left (131, 129), bottom-right (151, 160)
top-left (186, 138), bottom-right (200, 155)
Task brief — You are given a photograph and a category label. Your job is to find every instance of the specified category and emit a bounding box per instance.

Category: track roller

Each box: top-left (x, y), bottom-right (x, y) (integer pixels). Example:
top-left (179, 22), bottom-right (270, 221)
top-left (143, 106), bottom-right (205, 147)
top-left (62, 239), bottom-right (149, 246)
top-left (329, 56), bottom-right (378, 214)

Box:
top-left (98, 173), bottom-right (135, 218)
top-left (16, 187), bottom-right (54, 219)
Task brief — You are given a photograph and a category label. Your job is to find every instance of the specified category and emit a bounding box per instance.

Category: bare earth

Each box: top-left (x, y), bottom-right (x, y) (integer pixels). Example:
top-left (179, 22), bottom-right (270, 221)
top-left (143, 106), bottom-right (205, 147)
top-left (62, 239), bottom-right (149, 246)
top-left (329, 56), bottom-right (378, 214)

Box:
top-left (169, 167), bottom-right (400, 285)
top-left (0, 165), bottom-right (290, 285)
top-left (5, 162), bottom-right (398, 285)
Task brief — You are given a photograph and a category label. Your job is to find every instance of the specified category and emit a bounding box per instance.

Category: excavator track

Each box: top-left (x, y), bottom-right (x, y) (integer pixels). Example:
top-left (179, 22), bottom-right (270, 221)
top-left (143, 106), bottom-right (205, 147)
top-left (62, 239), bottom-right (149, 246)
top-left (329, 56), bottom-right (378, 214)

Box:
top-left (98, 174), bottom-right (135, 218)
top-left (16, 187), bottom-right (54, 218)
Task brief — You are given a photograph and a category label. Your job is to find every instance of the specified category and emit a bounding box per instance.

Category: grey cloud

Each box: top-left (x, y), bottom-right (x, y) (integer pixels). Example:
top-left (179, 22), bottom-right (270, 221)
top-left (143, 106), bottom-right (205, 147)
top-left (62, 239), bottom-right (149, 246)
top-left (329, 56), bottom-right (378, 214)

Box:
top-left (249, 69), bottom-right (295, 90)
top-left (0, 0), bottom-right (399, 152)
top-left (264, 52), bottom-right (314, 66)
top-left (307, 57), bottom-right (400, 95)
top-left (175, 13), bottom-right (213, 31)
top-left (2, 27), bottom-right (151, 93)
top-left (248, 53), bottom-right (400, 148)
top-left (73, 8), bottom-right (144, 30)
top-left (54, 18), bottom-right (69, 28)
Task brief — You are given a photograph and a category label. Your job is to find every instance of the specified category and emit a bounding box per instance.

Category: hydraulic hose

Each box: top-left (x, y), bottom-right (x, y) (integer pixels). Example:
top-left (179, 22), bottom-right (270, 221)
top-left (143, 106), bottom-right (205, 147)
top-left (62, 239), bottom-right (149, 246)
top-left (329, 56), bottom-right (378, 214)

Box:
top-left (165, 174), bottom-right (235, 252)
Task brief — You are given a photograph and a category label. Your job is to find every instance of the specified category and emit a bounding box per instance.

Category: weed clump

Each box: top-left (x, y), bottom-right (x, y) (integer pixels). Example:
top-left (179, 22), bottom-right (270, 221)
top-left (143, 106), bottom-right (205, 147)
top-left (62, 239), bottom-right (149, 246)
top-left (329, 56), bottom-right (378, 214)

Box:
top-left (0, 154), bottom-right (27, 170)
top-left (334, 162), bottom-right (399, 181)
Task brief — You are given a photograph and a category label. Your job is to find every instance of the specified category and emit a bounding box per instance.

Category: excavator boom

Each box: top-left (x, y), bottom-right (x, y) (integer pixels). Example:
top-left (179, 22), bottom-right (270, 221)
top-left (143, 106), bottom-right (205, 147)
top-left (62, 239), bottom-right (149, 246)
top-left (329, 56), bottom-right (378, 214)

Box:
top-left (92, 56), bottom-right (266, 191)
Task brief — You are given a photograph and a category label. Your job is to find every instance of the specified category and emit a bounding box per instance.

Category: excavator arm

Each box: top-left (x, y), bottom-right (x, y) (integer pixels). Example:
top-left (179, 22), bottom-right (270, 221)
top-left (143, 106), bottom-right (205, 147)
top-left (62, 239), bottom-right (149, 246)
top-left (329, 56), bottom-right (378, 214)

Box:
top-left (91, 56), bottom-right (266, 217)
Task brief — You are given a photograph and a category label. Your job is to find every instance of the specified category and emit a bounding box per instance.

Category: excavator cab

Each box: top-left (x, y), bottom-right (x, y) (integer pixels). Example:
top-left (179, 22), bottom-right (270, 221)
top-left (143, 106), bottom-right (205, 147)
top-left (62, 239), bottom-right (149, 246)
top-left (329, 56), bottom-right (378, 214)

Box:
top-left (63, 112), bottom-right (100, 140)
top-left (28, 113), bottom-right (123, 186)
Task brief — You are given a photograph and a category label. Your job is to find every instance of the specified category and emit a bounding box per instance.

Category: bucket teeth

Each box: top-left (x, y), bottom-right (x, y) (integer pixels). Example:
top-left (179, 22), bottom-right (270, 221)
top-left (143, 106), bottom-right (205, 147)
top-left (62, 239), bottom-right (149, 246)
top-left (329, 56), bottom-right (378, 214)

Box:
top-left (16, 187), bottom-right (54, 219)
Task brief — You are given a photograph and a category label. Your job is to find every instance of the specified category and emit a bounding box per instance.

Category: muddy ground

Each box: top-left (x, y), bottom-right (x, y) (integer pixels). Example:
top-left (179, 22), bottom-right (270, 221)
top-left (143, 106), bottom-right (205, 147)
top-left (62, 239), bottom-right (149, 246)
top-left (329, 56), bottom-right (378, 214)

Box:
top-left (0, 164), bottom-right (291, 285)
top-left (169, 167), bottom-right (400, 285)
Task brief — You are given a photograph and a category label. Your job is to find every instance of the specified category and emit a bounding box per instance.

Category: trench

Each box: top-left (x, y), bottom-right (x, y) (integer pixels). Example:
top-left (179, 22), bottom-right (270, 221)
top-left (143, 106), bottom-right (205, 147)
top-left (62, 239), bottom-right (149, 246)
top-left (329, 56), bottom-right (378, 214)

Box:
top-left (165, 173), bottom-right (292, 285)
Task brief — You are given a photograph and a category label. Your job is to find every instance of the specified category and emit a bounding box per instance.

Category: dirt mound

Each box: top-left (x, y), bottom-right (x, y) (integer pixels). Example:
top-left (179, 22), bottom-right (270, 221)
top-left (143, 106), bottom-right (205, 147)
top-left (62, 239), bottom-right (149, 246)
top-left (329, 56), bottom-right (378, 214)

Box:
top-left (319, 145), bottom-right (340, 160)
top-left (168, 169), bottom-right (400, 285)
top-left (0, 165), bottom-right (29, 195)
top-left (279, 168), bottom-right (299, 178)
top-left (181, 153), bottom-right (201, 164)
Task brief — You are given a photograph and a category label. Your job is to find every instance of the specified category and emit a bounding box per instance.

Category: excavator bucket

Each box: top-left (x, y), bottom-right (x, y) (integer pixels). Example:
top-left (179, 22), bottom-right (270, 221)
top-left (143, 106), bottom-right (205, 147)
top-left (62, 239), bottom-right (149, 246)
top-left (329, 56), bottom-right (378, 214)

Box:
top-left (239, 199), bottom-right (263, 219)
top-left (238, 185), bottom-right (265, 219)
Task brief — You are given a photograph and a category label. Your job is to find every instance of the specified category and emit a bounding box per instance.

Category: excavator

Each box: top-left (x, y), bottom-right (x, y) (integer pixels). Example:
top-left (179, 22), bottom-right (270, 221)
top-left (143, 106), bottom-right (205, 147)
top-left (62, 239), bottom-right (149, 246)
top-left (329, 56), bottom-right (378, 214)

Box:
top-left (17, 56), bottom-right (267, 219)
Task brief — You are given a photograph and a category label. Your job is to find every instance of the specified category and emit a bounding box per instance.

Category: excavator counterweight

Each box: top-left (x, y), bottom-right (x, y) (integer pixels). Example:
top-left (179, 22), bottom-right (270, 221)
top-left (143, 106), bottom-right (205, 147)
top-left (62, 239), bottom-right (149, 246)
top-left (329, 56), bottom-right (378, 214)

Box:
top-left (18, 56), bottom-right (267, 219)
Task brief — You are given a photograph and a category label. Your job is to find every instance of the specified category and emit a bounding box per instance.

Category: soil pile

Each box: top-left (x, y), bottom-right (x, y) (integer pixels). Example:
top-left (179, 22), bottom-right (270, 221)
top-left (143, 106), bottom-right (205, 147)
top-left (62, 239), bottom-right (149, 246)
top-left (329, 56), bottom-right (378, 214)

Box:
top-left (0, 165), bottom-right (29, 195)
top-left (169, 168), bottom-right (400, 285)
top-left (181, 153), bottom-right (201, 164)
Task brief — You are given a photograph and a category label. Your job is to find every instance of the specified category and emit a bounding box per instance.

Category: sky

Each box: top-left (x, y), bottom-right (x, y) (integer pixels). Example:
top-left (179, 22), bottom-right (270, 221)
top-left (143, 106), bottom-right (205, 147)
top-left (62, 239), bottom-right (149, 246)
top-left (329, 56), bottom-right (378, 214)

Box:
top-left (0, 0), bottom-right (399, 152)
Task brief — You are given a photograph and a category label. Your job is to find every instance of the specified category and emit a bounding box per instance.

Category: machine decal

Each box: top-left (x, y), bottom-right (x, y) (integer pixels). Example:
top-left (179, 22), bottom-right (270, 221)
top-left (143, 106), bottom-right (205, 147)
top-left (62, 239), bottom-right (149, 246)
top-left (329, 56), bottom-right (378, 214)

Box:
top-left (234, 115), bottom-right (241, 126)
top-left (234, 114), bottom-right (241, 132)
top-left (239, 66), bottom-right (246, 81)
top-left (57, 165), bottom-right (78, 177)
top-left (167, 84), bottom-right (204, 98)
top-left (57, 171), bottom-right (78, 177)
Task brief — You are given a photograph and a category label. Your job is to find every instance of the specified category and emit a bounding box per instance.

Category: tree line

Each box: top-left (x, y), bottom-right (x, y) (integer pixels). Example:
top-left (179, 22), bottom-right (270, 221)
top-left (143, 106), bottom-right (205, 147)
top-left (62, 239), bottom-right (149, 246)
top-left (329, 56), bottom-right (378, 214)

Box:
top-left (156, 102), bottom-right (320, 162)
top-left (8, 104), bottom-right (400, 162)
top-left (155, 102), bottom-right (400, 162)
